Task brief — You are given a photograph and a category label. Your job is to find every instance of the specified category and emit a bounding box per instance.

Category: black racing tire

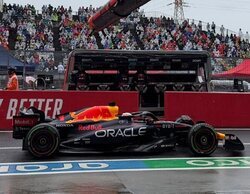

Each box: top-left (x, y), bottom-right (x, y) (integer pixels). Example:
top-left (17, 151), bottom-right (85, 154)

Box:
top-left (26, 123), bottom-right (60, 158)
top-left (188, 123), bottom-right (218, 156)
top-left (175, 115), bottom-right (194, 125)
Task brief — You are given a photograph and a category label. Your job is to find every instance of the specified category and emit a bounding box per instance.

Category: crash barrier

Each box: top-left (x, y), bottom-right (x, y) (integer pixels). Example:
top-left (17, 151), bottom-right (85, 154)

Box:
top-left (0, 90), bottom-right (139, 130)
top-left (165, 91), bottom-right (250, 128)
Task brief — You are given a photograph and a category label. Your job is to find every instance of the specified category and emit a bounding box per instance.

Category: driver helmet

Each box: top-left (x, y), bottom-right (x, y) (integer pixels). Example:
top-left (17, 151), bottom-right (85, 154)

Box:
top-left (122, 112), bottom-right (132, 117)
top-left (121, 112), bottom-right (133, 122)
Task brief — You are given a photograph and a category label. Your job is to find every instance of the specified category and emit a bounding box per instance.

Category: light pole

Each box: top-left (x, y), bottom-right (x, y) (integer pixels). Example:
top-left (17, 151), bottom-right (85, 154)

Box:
top-left (0, 0), bottom-right (3, 12)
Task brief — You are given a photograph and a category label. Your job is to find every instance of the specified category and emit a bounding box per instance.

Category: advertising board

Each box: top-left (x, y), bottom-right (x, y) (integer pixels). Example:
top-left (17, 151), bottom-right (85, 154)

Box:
top-left (0, 91), bottom-right (139, 130)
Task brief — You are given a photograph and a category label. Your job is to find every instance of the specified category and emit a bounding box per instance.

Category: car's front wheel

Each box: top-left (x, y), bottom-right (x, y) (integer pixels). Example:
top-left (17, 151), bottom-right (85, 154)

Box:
top-left (188, 123), bottom-right (218, 156)
top-left (26, 123), bottom-right (60, 158)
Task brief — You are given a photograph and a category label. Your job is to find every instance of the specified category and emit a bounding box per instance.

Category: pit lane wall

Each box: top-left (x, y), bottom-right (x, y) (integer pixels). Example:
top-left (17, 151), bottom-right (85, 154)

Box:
top-left (0, 90), bottom-right (139, 130)
top-left (165, 92), bottom-right (250, 128)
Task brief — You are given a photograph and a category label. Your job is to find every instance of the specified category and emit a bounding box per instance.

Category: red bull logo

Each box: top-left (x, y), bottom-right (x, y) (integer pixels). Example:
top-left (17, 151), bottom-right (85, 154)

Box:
top-left (67, 106), bottom-right (119, 123)
top-left (78, 124), bottom-right (102, 131)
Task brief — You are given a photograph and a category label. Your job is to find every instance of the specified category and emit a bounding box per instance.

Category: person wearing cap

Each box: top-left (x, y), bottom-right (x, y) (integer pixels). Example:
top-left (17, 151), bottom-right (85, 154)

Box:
top-left (6, 66), bottom-right (19, 90)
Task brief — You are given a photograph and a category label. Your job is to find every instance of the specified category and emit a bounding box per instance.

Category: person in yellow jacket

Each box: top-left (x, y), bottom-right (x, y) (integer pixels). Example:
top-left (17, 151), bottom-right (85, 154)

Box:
top-left (6, 66), bottom-right (19, 90)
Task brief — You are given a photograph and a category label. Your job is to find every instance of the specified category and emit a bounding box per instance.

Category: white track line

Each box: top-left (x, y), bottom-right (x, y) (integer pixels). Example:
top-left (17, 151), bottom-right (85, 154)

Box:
top-left (0, 147), bottom-right (22, 150)
top-left (217, 128), bottom-right (250, 131)
top-left (0, 131), bottom-right (12, 133)
top-left (218, 142), bottom-right (250, 146)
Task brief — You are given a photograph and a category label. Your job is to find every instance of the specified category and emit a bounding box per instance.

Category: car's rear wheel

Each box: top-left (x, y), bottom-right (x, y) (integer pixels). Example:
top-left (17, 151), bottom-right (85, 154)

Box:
top-left (188, 123), bottom-right (218, 156)
top-left (26, 123), bottom-right (60, 158)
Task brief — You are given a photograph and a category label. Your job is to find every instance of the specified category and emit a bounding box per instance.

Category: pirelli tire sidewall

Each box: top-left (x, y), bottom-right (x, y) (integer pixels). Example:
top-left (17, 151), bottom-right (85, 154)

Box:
top-left (188, 123), bottom-right (218, 156)
top-left (26, 123), bottom-right (60, 158)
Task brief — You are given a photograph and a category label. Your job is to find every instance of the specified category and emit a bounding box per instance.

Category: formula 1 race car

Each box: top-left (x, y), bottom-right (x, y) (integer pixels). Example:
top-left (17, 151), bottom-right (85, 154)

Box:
top-left (12, 104), bottom-right (244, 158)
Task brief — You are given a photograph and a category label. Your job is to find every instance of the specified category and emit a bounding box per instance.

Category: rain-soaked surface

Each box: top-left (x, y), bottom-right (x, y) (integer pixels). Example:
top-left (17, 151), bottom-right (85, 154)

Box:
top-left (0, 129), bottom-right (250, 194)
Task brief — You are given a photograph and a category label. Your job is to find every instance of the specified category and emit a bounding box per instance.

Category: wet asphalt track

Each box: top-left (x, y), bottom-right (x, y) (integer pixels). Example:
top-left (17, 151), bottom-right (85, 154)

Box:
top-left (1, 129), bottom-right (250, 194)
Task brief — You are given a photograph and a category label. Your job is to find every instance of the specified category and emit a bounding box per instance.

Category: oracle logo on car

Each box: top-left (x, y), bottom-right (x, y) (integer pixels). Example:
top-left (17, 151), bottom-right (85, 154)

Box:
top-left (95, 127), bottom-right (147, 138)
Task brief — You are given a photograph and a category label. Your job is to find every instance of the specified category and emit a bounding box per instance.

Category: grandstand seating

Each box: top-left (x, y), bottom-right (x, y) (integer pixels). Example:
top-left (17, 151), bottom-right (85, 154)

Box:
top-left (0, 3), bottom-right (249, 72)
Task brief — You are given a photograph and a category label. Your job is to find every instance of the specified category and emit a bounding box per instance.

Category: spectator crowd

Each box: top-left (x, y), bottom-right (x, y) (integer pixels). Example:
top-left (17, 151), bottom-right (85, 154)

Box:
top-left (0, 3), bottom-right (250, 72)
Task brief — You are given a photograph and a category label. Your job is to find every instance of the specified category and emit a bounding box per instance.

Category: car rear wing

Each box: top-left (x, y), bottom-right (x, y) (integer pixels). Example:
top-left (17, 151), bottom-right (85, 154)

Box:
top-left (12, 114), bottom-right (40, 139)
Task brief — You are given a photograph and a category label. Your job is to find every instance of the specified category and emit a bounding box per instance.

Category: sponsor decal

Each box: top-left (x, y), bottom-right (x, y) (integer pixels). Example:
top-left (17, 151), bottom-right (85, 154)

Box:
top-left (55, 124), bottom-right (74, 128)
top-left (144, 157), bottom-right (250, 169)
top-left (78, 124), bottom-right (102, 131)
top-left (0, 98), bottom-right (63, 120)
top-left (13, 117), bottom-right (38, 127)
top-left (14, 127), bottom-right (31, 131)
top-left (57, 115), bottom-right (65, 121)
top-left (0, 161), bottom-right (109, 175)
top-left (95, 127), bottom-right (147, 138)
top-left (225, 135), bottom-right (237, 140)
top-left (162, 123), bottom-right (174, 129)
top-left (68, 106), bottom-right (118, 123)
top-left (1, 157), bottom-right (250, 176)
